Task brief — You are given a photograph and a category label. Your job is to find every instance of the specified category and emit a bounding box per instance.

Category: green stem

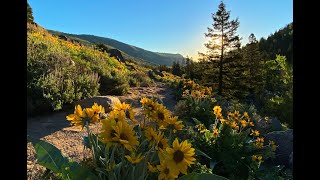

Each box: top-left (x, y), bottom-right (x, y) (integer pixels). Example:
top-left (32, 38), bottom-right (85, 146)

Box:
top-left (132, 166), bottom-right (135, 180)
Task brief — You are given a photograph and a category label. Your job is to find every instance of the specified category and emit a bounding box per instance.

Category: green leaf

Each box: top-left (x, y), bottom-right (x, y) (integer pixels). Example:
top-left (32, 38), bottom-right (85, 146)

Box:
top-left (29, 136), bottom-right (68, 173)
top-left (195, 148), bottom-right (212, 160)
top-left (28, 136), bottom-right (99, 180)
top-left (67, 161), bottom-right (100, 180)
top-left (210, 160), bottom-right (219, 170)
top-left (178, 173), bottom-right (229, 180)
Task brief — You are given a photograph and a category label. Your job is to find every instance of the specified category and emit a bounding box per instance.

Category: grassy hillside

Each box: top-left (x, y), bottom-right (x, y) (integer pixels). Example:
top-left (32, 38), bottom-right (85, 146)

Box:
top-left (48, 30), bottom-right (156, 66)
top-left (48, 31), bottom-right (185, 66)
top-left (27, 23), bottom-right (154, 115)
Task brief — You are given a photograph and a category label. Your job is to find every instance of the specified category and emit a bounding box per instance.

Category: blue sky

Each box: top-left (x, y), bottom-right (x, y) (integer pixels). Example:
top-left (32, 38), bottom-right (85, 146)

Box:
top-left (29, 0), bottom-right (292, 60)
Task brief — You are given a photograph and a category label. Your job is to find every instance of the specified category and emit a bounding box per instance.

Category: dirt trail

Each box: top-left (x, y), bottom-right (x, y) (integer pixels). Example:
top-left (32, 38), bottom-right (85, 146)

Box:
top-left (27, 81), bottom-right (177, 179)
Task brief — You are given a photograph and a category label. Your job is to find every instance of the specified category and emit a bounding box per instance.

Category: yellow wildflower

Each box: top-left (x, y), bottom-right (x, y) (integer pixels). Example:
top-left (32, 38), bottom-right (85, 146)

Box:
top-left (84, 108), bottom-right (99, 123)
top-left (195, 124), bottom-right (207, 133)
top-left (213, 106), bottom-right (222, 116)
top-left (230, 121), bottom-right (239, 130)
top-left (252, 155), bottom-right (263, 163)
top-left (125, 152), bottom-right (144, 164)
top-left (154, 131), bottom-right (169, 151)
top-left (255, 137), bottom-right (264, 149)
top-left (99, 118), bottom-right (118, 148)
top-left (66, 105), bottom-right (87, 130)
top-left (148, 162), bottom-right (158, 173)
top-left (157, 161), bottom-right (179, 180)
top-left (113, 102), bottom-right (131, 111)
top-left (240, 119), bottom-right (247, 127)
top-left (152, 104), bottom-right (171, 124)
top-left (250, 130), bottom-right (260, 137)
top-left (269, 140), bottom-right (278, 151)
top-left (165, 138), bottom-right (196, 175)
top-left (219, 118), bottom-right (226, 123)
top-left (233, 111), bottom-right (240, 120)
top-left (162, 116), bottom-right (184, 133)
top-left (112, 121), bottom-right (139, 151)
top-left (212, 126), bottom-right (219, 138)
top-left (243, 112), bottom-right (249, 118)
top-left (91, 103), bottom-right (105, 115)
top-left (144, 127), bottom-right (158, 142)
top-left (107, 110), bottom-right (126, 123)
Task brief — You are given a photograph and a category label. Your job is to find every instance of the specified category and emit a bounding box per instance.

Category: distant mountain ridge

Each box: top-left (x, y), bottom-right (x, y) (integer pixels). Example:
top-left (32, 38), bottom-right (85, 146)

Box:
top-left (48, 30), bottom-right (184, 66)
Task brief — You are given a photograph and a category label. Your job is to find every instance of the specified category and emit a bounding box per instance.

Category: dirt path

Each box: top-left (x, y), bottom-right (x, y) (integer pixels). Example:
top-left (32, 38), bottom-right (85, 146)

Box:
top-left (27, 81), bottom-right (177, 179)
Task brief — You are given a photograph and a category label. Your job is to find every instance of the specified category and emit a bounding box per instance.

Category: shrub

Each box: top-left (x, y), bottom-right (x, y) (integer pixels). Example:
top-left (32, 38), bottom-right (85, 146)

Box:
top-left (99, 69), bottom-right (129, 95)
top-left (129, 71), bottom-right (154, 87)
top-left (260, 55), bottom-right (293, 127)
top-left (174, 98), bottom-right (216, 128)
top-left (38, 68), bottom-right (100, 111)
top-left (187, 105), bottom-right (279, 179)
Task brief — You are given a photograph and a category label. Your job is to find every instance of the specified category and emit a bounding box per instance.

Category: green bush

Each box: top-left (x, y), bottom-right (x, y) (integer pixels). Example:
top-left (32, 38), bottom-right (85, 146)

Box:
top-left (38, 68), bottom-right (100, 111)
top-left (260, 55), bottom-right (293, 127)
top-left (129, 71), bottom-right (154, 87)
top-left (99, 70), bottom-right (129, 95)
top-left (174, 97), bottom-right (216, 128)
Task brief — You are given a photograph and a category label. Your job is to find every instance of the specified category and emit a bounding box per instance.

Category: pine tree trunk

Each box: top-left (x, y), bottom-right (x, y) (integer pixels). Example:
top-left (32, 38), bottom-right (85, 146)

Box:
top-left (218, 32), bottom-right (224, 96)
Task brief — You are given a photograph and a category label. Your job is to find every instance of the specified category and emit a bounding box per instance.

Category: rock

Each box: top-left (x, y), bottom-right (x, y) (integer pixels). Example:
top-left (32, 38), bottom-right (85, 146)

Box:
top-left (27, 96), bottom-right (33, 116)
top-left (74, 96), bottom-right (121, 113)
top-left (108, 49), bottom-right (125, 62)
top-left (140, 82), bottom-right (149, 87)
top-left (58, 34), bottom-right (68, 41)
top-left (271, 117), bottom-right (282, 131)
top-left (289, 151), bottom-right (293, 170)
top-left (264, 129), bottom-right (293, 168)
top-left (253, 116), bottom-right (282, 134)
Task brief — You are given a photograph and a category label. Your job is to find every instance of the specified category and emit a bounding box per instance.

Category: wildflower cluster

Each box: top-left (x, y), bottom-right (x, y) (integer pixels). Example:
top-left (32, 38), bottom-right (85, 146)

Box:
top-left (181, 79), bottom-right (212, 99)
top-left (213, 106), bottom-right (254, 132)
top-left (65, 99), bottom-right (196, 179)
top-left (191, 105), bottom-right (278, 177)
top-left (66, 103), bottom-right (105, 130)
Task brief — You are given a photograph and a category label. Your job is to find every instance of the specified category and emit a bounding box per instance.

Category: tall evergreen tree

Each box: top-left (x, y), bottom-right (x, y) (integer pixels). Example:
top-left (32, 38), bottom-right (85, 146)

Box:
top-left (203, 1), bottom-right (241, 96)
top-left (27, 2), bottom-right (34, 23)
top-left (242, 33), bottom-right (264, 96)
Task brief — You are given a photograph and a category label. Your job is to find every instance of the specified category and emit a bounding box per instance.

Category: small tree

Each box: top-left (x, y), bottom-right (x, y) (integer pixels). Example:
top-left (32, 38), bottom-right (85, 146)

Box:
top-left (171, 61), bottom-right (183, 76)
top-left (27, 2), bottom-right (34, 23)
top-left (184, 56), bottom-right (195, 79)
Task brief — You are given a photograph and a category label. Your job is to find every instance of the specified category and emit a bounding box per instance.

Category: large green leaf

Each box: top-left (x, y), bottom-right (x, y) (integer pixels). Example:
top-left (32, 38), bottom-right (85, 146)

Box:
top-left (67, 161), bottom-right (100, 180)
top-left (29, 136), bottom-right (68, 173)
top-left (28, 136), bottom-right (99, 180)
top-left (178, 173), bottom-right (229, 180)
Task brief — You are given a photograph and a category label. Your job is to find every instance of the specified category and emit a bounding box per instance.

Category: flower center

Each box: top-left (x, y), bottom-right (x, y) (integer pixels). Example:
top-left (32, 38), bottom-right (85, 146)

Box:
top-left (158, 141), bottom-right (163, 149)
top-left (125, 110), bottom-right (131, 119)
top-left (120, 133), bottom-right (129, 141)
top-left (147, 104), bottom-right (154, 111)
top-left (99, 113), bottom-right (107, 119)
top-left (158, 112), bottom-right (165, 120)
top-left (111, 130), bottom-right (117, 138)
top-left (173, 150), bottom-right (184, 163)
top-left (164, 168), bottom-right (169, 174)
